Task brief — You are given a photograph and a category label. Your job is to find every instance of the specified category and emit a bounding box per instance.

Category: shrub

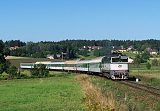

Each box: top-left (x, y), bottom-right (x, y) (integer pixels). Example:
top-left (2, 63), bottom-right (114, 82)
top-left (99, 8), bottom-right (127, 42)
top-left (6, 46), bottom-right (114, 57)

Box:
top-left (6, 65), bottom-right (18, 79)
top-left (146, 62), bottom-right (151, 70)
top-left (31, 64), bottom-right (49, 78)
top-left (151, 59), bottom-right (159, 66)
top-left (134, 54), bottom-right (141, 67)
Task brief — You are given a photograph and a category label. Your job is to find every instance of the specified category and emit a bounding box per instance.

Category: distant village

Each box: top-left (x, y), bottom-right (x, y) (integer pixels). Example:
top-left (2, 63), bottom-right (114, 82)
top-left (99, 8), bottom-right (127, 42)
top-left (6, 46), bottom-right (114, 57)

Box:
top-left (9, 44), bottom-right (159, 60)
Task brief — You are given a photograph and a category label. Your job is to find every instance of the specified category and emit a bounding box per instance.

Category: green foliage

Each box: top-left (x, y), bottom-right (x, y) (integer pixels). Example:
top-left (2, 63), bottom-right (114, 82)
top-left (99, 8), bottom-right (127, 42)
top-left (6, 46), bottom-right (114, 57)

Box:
top-left (3, 47), bottom-right (10, 56)
top-left (134, 51), bottom-right (150, 67)
top-left (78, 49), bottom-right (89, 57)
top-left (6, 65), bottom-right (18, 79)
top-left (134, 54), bottom-right (141, 67)
top-left (0, 40), bottom-right (10, 74)
top-left (94, 47), bottom-right (112, 57)
top-left (151, 59), bottom-right (160, 66)
top-left (141, 51), bottom-right (150, 63)
top-left (5, 40), bottom-right (26, 47)
top-left (0, 63), bottom-right (5, 74)
top-left (31, 64), bottom-right (49, 78)
top-left (5, 39), bottom-right (160, 59)
top-left (94, 49), bottom-right (101, 56)
top-left (146, 62), bottom-right (151, 70)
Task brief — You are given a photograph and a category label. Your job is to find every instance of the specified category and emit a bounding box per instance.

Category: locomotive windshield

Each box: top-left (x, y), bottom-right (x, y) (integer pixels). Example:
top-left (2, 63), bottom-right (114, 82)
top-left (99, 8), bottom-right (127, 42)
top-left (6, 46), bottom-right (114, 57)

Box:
top-left (111, 56), bottom-right (128, 63)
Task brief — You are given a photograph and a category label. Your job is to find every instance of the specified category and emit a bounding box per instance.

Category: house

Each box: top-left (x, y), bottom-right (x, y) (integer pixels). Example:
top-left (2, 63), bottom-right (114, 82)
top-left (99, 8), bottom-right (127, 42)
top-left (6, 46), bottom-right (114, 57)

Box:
top-left (47, 54), bottom-right (54, 59)
top-left (80, 46), bottom-right (103, 51)
top-left (127, 46), bottom-right (133, 51)
top-left (91, 46), bottom-right (102, 50)
top-left (9, 46), bottom-right (20, 50)
top-left (146, 48), bottom-right (158, 55)
top-left (117, 49), bottom-right (127, 52)
top-left (56, 54), bottom-right (61, 58)
top-left (150, 49), bottom-right (158, 55)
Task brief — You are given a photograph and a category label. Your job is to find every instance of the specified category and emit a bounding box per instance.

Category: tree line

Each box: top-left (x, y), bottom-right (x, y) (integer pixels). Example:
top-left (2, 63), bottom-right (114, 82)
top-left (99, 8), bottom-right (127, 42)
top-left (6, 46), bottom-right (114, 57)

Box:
top-left (0, 40), bottom-right (49, 79)
top-left (3, 39), bottom-right (160, 59)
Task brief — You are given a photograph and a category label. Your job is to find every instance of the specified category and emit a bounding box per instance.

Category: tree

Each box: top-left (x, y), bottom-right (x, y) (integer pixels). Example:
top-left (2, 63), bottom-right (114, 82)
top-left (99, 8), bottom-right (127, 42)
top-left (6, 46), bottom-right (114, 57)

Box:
top-left (6, 39), bottom-right (160, 59)
top-left (0, 63), bottom-right (4, 74)
top-left (134, 54), bottom-right (141, 67)
top-left (0, 40), bottom-right (9, 74)
top-left (151, 59), bottom-right (159, 66)
top-left (146, 62), bottom-right (151, 70)
top-left (6, 65), bottom-right (18, 79)
top-left (31, 64), bottom-right (49, 78)
top-left (141, 51), bottom-right (150, 63)
top-left (78, 50), bottom-right (89, 57)
top-left (3, 47), bottom-right (10, 56)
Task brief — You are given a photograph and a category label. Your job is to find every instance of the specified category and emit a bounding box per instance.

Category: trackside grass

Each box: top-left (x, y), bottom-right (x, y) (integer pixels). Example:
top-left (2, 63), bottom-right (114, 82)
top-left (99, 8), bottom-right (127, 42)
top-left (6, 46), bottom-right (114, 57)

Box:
top-left (90, 76), bottom-right (160, 111)
top-left (75, 74), bottom-right (115, 111)
top-left (0, 73), bottom-right (86, 111)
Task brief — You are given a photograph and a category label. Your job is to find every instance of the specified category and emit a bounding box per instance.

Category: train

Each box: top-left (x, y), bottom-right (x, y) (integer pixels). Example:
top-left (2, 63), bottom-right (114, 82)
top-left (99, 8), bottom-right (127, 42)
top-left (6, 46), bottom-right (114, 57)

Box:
top-left (20, 55), bottom-right (129, 79)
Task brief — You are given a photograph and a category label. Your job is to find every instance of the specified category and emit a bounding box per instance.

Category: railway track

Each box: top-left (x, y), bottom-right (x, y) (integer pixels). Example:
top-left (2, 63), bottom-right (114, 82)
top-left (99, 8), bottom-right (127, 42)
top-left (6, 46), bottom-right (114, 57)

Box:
top-left (119, 81), bottom-right (160, 98)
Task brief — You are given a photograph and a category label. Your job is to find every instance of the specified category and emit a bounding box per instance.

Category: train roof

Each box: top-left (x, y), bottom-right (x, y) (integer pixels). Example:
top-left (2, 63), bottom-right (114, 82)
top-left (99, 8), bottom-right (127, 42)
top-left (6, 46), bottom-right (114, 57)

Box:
top-left (77, 60), bottom-right (90, 64)
top-left (64, 60), bottom-right (79, 64)
top-left (49, 62), bottom-right (64, 64)
top-left (89, 56), bottom-right (105, 63)
top-left (20, 63), bottom-right (35, 64)
top-left (35, 61), bottom-right (51, 64)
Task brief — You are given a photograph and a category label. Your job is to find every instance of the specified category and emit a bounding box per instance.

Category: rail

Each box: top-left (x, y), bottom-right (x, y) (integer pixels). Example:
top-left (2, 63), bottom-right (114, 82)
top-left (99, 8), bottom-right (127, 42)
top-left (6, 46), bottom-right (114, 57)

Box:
top-left (119, 81), bottom-right (160, 98)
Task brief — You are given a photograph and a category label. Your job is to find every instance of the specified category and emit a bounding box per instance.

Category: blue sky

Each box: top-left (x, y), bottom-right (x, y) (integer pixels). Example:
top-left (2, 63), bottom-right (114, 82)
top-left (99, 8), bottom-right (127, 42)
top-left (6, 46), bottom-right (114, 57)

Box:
top-left (0, 0), bottom-right (160, 42)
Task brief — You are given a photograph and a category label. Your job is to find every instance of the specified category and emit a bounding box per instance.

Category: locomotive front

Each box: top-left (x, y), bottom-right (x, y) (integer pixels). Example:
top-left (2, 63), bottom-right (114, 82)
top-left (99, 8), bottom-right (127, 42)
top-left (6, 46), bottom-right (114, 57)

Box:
top-left (102, 55), bottom-right (129, 79)
top-left (110, 56), bottom-right (129, 79)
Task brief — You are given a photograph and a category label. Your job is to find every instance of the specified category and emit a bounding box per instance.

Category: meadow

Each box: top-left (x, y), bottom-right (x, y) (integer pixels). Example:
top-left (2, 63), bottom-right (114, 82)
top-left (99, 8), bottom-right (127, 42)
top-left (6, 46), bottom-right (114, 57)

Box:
top-left (129, 64), bottom-right (160, 88)
top-left (0, 72), bottom-right (86, 111)
top-left (5, 56), bottom-right (160, 111)
top-left (90, 75), bottom-right (160, 111)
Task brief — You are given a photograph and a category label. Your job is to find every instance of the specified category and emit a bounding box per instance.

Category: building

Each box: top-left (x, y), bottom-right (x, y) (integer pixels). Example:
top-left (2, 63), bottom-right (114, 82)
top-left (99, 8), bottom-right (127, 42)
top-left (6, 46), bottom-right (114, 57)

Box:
top-left (117, 49), bottom-right (127, 52)
top-left (127, 46), bottom-right (133, 51)
top-left (9, 46), bottom-right (20, 50)
top-left (47, 55), bottom-right (54, 59)
top-left (146, 48), bottom-right (158, 55)
top-left (80, 45), bottom-right (103, 51)
top-left (150, 49), bottom-right (158, 55)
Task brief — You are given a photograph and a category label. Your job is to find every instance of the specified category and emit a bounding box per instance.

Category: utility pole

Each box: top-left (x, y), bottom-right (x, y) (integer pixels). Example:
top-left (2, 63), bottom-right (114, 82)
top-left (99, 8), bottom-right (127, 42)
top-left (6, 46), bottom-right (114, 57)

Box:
top-left (61, 52), bottom-right (67, 61)
top-left (62, 52), bottom-right (63, 61)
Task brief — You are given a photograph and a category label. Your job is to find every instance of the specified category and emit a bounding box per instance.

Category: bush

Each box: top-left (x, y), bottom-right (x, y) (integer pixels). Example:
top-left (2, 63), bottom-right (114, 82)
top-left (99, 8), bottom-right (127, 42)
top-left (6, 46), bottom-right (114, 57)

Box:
top-left (146, 62), bottom-right (151, 70)
top-left (134, 54), bottom-right (141, 67)
top-left (31, 64), bottom-right (49, 78)
top-left (6, 65), bottom-right (18, 79)
top-left (151, 59), bottom-right (159, 66)
top-left (20, 73), bottom-right (30, 79)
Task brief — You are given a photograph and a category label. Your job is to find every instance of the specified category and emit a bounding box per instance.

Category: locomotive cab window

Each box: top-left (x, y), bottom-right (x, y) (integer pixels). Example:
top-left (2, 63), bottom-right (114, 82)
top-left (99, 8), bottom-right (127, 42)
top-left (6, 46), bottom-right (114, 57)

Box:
top-left (112, 57), bottom-right (120, 62)
top-left (111, 56), bottom-right (128, 63)
top-left (102, 56), bottom-right (110, 63)
top-left (120, 56), bottom-right (128, 62)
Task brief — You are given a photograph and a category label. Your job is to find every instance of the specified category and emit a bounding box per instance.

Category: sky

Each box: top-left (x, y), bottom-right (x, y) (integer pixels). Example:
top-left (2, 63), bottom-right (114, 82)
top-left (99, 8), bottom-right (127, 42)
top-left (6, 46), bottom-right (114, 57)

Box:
top-left (0, 0), bottom-right (160, 42)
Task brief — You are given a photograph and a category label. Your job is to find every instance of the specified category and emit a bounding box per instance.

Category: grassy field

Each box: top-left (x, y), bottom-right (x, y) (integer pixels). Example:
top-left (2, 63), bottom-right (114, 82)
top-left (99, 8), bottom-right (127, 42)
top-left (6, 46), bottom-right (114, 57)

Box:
top-left (90, 75), bottom-right (160, 111)
top-left (4, 56), bottom-right (160, 110)
top-left (0, 72), bottom-right (86, 111)
top-left (129, 64), bottom-right (160, 88)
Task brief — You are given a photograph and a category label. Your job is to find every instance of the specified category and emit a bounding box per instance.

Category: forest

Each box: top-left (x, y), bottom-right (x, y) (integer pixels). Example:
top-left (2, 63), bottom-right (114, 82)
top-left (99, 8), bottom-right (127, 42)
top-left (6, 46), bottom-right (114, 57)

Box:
top-left (2, 39), bottom-right (160, 59)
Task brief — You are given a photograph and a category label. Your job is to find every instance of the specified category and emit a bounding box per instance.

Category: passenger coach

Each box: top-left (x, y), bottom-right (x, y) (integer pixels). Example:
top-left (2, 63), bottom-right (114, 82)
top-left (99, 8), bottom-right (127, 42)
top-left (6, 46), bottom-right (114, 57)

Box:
top-left (20, 55), bottom-right (129, 80)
